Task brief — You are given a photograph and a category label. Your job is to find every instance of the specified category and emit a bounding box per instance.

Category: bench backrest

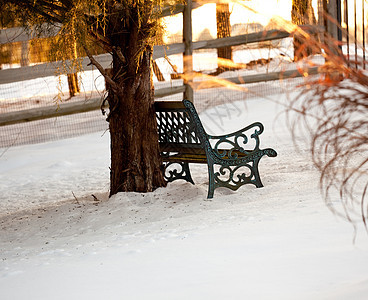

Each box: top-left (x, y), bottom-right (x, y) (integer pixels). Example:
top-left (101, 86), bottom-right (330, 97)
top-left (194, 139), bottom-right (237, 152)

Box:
top-left (154, 101), bottom-right (203, 153)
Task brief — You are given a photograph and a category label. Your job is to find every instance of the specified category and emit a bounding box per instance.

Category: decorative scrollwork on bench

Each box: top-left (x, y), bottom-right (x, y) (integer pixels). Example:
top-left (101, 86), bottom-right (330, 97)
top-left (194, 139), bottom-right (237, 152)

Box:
top-left (209, 122), bottom-right (264, 159)
top-left (214, 164), bottom-right (254, 190)
top-left (163, 161), bottom-right (194, 185)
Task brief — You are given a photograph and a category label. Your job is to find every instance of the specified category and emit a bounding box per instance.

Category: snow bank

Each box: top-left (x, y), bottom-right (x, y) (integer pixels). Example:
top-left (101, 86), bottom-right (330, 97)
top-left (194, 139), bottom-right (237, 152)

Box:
top-left (1, 92), bottom-right (368, 300)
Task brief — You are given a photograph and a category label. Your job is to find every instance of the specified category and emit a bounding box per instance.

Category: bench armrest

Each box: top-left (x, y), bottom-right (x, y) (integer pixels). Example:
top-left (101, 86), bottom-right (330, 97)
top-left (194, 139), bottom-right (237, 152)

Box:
top-left (207, 122), bottom-right (264, 159)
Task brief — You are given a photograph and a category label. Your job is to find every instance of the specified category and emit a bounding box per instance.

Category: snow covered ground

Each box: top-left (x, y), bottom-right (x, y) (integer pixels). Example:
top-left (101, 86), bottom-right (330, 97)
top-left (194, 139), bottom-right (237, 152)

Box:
top-left (1, 89), bottom-right (368, 300)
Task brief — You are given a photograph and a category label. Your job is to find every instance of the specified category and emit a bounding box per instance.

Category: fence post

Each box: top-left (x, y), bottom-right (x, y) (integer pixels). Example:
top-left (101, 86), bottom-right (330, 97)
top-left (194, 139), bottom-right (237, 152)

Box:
top-left (67, 40), bottom-right (80, 98)
top-left (20, 41), bottom-right (29, 67)
top-left (183, 0), bottom-right (193, 102)
top-left (216, 3), bottom-right (232, 73)
top-left (325, 0), bottom-right (341, 41)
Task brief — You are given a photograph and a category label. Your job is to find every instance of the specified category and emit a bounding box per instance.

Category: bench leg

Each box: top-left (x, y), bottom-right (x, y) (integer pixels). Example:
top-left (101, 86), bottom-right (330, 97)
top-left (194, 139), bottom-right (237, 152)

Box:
top-left (182, 162), bottom-right (195, 185)
top-left (207, 162), bottom-right (215, 199)
top-left (252, 158), bottom-right (264, 188)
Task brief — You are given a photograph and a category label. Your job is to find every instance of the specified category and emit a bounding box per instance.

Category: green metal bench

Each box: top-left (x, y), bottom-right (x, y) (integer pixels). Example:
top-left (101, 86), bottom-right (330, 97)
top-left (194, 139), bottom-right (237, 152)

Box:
top-left (154, 99), bottom-right (277, 198)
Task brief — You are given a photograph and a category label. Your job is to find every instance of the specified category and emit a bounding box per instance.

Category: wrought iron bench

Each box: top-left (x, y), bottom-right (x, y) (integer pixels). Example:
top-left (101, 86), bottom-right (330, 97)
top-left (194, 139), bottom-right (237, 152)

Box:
top-left (154, 99), bottom-right (277, 198)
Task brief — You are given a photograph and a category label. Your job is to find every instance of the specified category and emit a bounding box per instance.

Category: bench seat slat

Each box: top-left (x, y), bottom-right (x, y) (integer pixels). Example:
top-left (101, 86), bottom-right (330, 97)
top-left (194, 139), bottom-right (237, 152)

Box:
top-left (162, 148), bottom-right (252, 163)
top-left (160, 143), bottom-right (204, 154)
top-left (162, 153), bottom-right (208, 163)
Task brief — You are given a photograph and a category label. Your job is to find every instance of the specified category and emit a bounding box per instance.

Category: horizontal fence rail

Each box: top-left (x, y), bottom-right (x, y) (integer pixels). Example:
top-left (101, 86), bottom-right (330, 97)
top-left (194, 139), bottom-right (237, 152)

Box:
top-left (0, 97), bottom-right (105, 127)
top-left (191, 67), bottom-right (319, 89)
top-left (0, 85), bottom-right (185, 126)
top-left (0, 67), bottom-right (319, 127)
top-left (0, 29), bottom-right (291, 85)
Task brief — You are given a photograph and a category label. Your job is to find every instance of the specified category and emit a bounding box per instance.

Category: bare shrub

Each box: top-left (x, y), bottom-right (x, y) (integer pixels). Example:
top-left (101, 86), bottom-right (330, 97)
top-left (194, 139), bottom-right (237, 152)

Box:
top-left (287, 31), bottom-right (368, 227)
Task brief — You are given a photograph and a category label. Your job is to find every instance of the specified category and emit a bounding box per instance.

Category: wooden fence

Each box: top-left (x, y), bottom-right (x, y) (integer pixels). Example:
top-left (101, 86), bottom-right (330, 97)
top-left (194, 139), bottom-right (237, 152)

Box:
top-left (0, 29), bottom-right (292, 84)
top-left (0, 2), bottom-right (319, 127)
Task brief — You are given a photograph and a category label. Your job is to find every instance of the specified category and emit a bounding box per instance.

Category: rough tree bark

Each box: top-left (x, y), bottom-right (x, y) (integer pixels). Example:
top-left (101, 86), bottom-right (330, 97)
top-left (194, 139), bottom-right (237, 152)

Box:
top-left (292, 0), bottom-right (320, 61)
top-left (216, 3), bottom-right (232, 73)
top-left (105, 3), bottom-right (166, 196)
top-left (66, 36), bottom-right (80, 98)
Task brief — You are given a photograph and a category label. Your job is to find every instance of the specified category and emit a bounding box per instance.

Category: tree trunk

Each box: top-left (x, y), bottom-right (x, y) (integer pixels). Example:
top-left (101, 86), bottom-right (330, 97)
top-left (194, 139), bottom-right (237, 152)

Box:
top-left (292, 0), bottom-right (320, 61)
top-left (67, 73), bottom-right (80, 97)
top-left (20, 41), bottom-right (29, 67)
top-left (67, 40), bottom-right (80, 98)
top-left (107, 6), bottom-right (166, 196)
top-left (216, 3), bottom-right (232, 72)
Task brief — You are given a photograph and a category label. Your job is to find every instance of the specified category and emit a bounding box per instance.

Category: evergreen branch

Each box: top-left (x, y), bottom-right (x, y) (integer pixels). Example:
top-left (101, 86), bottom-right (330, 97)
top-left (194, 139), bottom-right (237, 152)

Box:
top-left (11, 0), bottom-right (69, 23)
top-left (112, 46), bottom-right (127, 64)
top-left (88, 29), bottom-right (113, 52)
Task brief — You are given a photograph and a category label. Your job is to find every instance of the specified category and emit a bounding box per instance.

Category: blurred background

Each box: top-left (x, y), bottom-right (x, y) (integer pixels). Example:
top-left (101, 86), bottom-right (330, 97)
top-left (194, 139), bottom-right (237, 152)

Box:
top-left (0, 0), bottom-right (366, 148)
